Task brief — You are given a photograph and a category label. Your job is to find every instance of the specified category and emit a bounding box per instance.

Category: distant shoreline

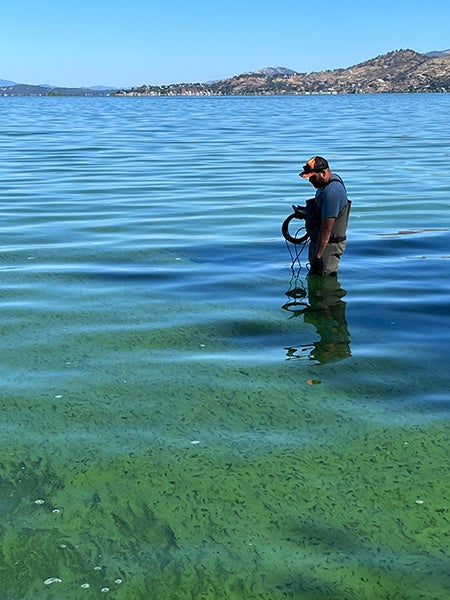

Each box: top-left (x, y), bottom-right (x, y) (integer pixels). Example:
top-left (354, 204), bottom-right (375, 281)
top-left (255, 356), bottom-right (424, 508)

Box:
top-left (2, 48), bottom-right (450, 96)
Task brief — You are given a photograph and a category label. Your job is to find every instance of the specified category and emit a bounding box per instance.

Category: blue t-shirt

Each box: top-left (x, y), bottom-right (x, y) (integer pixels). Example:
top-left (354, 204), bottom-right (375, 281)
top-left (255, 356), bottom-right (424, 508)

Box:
top-left (315, 175), bottom-right (347, 219)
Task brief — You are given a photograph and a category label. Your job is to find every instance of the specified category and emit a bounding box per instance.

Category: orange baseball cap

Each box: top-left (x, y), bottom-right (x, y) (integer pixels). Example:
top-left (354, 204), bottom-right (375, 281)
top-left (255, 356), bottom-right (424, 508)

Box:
top-left (300, 156), bottom-right (329, 178)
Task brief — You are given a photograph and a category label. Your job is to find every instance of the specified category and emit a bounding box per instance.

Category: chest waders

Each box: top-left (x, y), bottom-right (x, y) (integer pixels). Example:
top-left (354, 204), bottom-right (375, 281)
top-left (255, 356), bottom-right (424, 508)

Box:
top-left (306, 178), bottom-right (351, 275)
top-left (305, 197), bottom-right (351, 244)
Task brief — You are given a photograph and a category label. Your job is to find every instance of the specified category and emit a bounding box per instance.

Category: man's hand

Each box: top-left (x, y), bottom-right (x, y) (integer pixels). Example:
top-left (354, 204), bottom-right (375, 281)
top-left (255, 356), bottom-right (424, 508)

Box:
top-left (292, 205), bottom-right (307, 218)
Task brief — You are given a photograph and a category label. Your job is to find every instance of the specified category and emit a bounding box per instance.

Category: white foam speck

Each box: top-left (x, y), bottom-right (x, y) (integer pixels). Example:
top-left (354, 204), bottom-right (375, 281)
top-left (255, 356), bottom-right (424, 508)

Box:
top-left (44, 577), bottom-right (62, 585)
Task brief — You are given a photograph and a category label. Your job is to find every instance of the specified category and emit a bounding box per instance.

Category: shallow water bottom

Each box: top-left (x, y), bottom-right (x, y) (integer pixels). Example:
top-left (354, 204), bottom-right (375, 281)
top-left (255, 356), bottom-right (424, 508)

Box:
top-left (2, 360), bottom-right (449, 600)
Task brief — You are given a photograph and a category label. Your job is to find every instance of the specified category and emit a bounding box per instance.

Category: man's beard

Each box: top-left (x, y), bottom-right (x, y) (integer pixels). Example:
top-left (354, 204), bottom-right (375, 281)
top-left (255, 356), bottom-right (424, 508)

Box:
top-left (311, 180), bottom-right (326, 189)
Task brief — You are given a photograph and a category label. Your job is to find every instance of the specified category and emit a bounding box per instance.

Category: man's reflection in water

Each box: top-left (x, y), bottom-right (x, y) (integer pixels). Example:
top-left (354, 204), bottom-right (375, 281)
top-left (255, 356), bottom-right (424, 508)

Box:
top-left (282, 275), bottom-right (351, 364)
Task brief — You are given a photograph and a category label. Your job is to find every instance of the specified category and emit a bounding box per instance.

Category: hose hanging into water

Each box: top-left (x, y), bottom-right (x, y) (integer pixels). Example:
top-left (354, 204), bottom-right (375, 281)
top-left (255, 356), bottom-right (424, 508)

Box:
top-left (282, 206), bottom-right (310, 292)
top-left (281, 211), bottom-right (309, 245)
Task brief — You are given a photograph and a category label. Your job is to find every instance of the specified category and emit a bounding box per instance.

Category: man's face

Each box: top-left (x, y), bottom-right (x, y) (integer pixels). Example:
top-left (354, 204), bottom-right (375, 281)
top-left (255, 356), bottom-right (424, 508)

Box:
top-left (308, 171), bottom-right (327, 188)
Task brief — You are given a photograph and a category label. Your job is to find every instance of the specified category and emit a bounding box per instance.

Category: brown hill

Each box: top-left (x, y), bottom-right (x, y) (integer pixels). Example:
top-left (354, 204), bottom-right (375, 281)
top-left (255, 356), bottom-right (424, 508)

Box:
top-left (121, 49), bottom-right (450, 96)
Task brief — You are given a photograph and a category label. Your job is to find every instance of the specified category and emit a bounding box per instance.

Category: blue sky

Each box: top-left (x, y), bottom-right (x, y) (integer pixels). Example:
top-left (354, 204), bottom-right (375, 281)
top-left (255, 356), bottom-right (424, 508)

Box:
top-left (1, 0), bottom-right (449, 88)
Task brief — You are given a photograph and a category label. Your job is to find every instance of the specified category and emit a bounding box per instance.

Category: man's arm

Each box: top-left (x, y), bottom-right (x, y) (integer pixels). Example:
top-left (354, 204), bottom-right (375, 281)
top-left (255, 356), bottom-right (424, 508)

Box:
top-left (316, 217), bottom-right (335, 259)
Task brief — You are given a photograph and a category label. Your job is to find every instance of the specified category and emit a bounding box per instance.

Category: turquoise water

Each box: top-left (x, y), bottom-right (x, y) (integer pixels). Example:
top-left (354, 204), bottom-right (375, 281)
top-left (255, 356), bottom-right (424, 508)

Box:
top-left (0, 95), bottom-right (449, 599)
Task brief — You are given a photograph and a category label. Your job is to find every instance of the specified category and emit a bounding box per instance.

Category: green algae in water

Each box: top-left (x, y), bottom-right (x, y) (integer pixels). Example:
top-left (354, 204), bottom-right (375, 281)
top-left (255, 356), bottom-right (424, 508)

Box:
top-left (1, 383), bottom-right (449, 599)
top-left (1, 315), bottom-right (449, 599)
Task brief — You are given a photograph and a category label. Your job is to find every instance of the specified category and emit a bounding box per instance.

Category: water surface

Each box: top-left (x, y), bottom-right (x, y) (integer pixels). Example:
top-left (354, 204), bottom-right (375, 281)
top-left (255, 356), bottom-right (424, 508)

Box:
top-left (0, 95), bottom-right (449, 599)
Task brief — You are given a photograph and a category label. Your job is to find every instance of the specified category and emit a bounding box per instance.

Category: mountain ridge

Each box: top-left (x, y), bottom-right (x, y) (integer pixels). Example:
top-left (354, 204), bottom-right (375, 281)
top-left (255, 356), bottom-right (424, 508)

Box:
top-left (120, 49), bottom-right (450, 95)
top-left (0, 83), bottom-right (116, 97)
top-left (425, 49), bottom-right (450, 58)
top-left (2, 48), bottom-right (450, 96)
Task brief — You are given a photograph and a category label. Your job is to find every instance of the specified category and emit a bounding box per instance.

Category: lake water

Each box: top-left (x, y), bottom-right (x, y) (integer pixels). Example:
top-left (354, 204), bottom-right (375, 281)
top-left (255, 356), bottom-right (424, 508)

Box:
top-left (0, 94), bottom-right (449, 599)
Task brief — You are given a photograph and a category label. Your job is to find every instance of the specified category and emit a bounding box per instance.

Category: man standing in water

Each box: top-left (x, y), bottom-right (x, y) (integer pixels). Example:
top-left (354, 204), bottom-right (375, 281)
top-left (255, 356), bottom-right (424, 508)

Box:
top-left (299, 156), bottom-right (351, 276)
